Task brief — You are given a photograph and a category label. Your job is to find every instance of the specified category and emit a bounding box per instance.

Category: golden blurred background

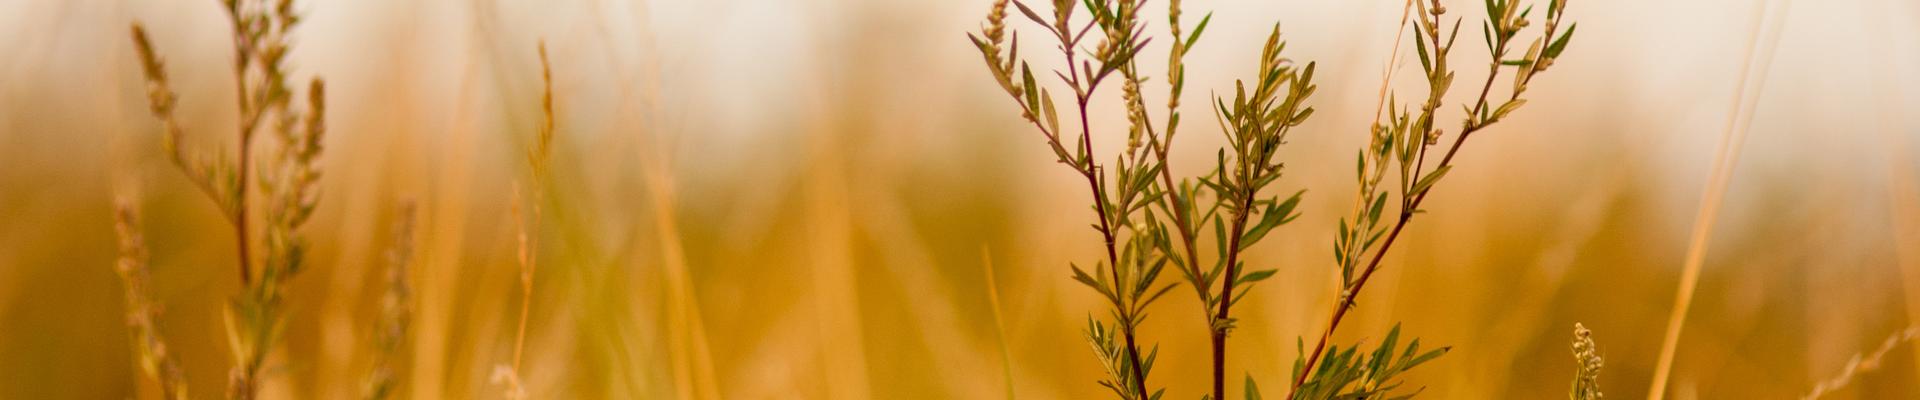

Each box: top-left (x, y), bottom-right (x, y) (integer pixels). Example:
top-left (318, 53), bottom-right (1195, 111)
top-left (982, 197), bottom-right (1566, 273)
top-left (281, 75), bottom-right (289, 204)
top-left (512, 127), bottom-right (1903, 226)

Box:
top-left (1, 0), bottom-right (1918, 398)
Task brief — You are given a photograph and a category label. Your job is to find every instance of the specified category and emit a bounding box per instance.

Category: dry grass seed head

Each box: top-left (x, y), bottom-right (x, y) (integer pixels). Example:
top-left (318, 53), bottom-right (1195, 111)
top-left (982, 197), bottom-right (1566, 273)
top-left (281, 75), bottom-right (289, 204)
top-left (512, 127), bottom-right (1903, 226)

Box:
top-left (364, 202), bottom-right (418, 400)
top-left (1570, 323), bottom-right (1603, 400)
top-left (114, 198), bottom-right (191, 400)
top-left (130, 1), bottom-right (326, 397)
top-left (1801, 327), bottom-right (1919, 400)
top-left (495, 41), bottom-right (557, 400)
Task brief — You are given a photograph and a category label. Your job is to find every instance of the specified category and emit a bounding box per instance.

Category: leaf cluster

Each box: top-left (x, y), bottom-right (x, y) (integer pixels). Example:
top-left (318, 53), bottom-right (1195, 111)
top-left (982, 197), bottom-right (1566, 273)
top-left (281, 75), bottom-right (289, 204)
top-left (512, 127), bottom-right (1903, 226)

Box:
top-left (970, 1), bottom-right (1187, 398)
top-left (1329, 0), bottom-right (1579, 291)
top-left (1087, 317), bottom-right (1167, 400)
top-left (1289, 324), bottom-right (1448, 400)
top-left (1179, 26), bottom-right (1315, 335)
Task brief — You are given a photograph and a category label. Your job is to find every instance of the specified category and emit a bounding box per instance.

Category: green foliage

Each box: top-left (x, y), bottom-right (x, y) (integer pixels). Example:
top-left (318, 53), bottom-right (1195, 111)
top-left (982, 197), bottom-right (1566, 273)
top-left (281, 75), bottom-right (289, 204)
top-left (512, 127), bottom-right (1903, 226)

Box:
top-left (1298, 0), bottom-right (1577, 395)
top-left (1087, 318), bottom-right (1167, 400)
top-left (971, 0), bottom-right (1179, 397)
top-left (971, 0), bottom-right (1578, 399)
top-left (1244, 375), bottom-right (1262, 400)
top-left (1179, 25), bottom-right (1317, 339)
top-left (1291, 324), bottom-right (1449, 400)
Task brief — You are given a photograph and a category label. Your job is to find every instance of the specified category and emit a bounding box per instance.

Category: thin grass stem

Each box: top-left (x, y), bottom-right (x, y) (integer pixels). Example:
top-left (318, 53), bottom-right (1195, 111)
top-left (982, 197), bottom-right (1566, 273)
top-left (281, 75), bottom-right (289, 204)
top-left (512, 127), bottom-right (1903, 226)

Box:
top-left (1647, 1), bottom-right (1790, 397)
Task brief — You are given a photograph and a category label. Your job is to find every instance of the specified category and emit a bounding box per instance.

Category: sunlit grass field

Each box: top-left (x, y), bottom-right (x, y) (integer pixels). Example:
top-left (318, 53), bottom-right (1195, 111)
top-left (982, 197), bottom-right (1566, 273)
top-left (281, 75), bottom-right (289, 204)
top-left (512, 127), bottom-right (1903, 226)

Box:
top-left (1, 0), bottom-right (1918, 398)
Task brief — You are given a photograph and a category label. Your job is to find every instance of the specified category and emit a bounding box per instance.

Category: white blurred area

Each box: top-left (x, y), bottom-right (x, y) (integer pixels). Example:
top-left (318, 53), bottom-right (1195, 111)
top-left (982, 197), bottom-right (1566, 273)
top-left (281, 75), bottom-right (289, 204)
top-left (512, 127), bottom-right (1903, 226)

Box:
top-left (2, 0), bottom-right (1914, 189)
top-left (3, 0), bottom-right (1904, 212)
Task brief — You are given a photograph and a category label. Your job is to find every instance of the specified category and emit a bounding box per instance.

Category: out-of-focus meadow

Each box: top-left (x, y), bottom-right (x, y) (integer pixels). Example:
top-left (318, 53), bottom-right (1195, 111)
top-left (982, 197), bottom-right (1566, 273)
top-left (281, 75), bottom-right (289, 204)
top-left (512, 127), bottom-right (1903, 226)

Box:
top-left (2, 0), bottom-right (1918, 398)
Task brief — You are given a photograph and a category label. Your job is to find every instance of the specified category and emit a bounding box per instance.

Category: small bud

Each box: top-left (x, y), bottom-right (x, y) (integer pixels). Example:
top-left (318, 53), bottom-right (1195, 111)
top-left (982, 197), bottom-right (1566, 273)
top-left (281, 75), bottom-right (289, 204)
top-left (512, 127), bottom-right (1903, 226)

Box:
top-left (1425, 129), bottom-right (1442, 145)
top-left (1515, 18), bottom-right (1531, 28)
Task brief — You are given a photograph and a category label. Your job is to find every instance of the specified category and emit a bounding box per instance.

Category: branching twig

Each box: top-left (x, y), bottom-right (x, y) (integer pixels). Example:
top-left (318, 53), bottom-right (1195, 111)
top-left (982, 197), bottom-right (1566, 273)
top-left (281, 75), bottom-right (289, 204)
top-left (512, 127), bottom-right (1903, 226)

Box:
top-left (1291, 0), bottom-right (1577, 397)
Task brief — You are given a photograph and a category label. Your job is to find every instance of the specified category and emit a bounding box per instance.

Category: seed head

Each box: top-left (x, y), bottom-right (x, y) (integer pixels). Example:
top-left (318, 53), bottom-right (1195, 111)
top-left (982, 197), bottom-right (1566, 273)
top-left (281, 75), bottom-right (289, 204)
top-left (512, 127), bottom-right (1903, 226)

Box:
top-left (985, 0), bottom-right (1008, 46)
top-left (1571, 323), bottom-right (1604, 400)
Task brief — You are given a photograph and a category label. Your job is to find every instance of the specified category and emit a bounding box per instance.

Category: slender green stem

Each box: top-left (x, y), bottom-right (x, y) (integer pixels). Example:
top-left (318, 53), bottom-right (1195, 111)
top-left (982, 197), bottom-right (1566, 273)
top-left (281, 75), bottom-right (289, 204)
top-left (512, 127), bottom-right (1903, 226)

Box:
top-left (1289, 23), bottom-right (1512, 398)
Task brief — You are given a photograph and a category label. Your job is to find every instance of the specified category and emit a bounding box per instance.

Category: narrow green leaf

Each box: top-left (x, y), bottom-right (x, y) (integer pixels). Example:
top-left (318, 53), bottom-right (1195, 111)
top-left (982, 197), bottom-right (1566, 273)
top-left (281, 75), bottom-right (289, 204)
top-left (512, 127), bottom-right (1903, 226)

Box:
top-left (1188, 12), bottom-right (1214, 51)
top-left (1414, 26), bottom-right (1431, 73)
top-left (1012, 1), bottom-right (1049, 28)
top-left (1244, 375), bottom-right (1262, 400)
top-left (1274, 191), bottom-right (1303, 224)
top-left (1236, 269), bottom-right (1277, 286)
top-left (1212, 214), bottom-right (1228, 262)
top-left (1545, 23), bottom-right (1577, 59)
top-left (1021, 62), bottom-right (1038, 109)
top-left (1238, 212), bottom-right (1279, 250)
top-left (1481, 21), bottom-right (1494, 53)
top-left (1409, 165), bottom-right (1451, 196)
top-left (1492, 98), bottom-right (1527, 120)
top-left (1368, 192), bottom-right (1388, 221)
top-left (1404, 346), bottom-right (1450, 370)
top-left (1142, 282), bottom-right (1179, 308)
top-left (1300, 62), bottom-right (1318, 88)
top-left (1446, 16), bottom-right (1464, 49)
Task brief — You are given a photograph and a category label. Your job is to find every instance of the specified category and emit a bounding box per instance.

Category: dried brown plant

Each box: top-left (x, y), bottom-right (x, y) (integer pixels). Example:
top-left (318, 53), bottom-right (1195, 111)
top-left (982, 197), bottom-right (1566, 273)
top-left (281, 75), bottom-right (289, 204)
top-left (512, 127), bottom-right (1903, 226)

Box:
top-left (129, 0), bottom-right (328, 397)
top-left (363, 202), bottom-right (418, 400)
top-left (113, 198), bottom-right (191, 400)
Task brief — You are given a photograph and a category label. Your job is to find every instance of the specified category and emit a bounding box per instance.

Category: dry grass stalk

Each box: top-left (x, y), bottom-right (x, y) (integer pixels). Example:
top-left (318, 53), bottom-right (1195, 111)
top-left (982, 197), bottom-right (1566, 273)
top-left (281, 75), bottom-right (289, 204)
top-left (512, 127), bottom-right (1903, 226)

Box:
top-left (363, 202), bottom-right (417, 400)
top-left (1369, 0), bottom-right (1416, 122)
top-left (492, 189), bottom-right (533, 400)
top-left (1883, 73), bottom-right (1920, 390)
top-left (494, 41), bottom-right (555, 400)
top-left (114, 198), bottom-right (191, 400)
top-left (1801, 327), bottom-right (1919, 400)
top-left (645, 158), bottom-right (723, 400)
top-left (129, 1), bottom-right (328, 398)
top-left (1647, 1), bottom-right (1791, 398)
top-left (981, 248), bottom-right (1017, 400)
top-left (801, 112), bottom-right (873, 399)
